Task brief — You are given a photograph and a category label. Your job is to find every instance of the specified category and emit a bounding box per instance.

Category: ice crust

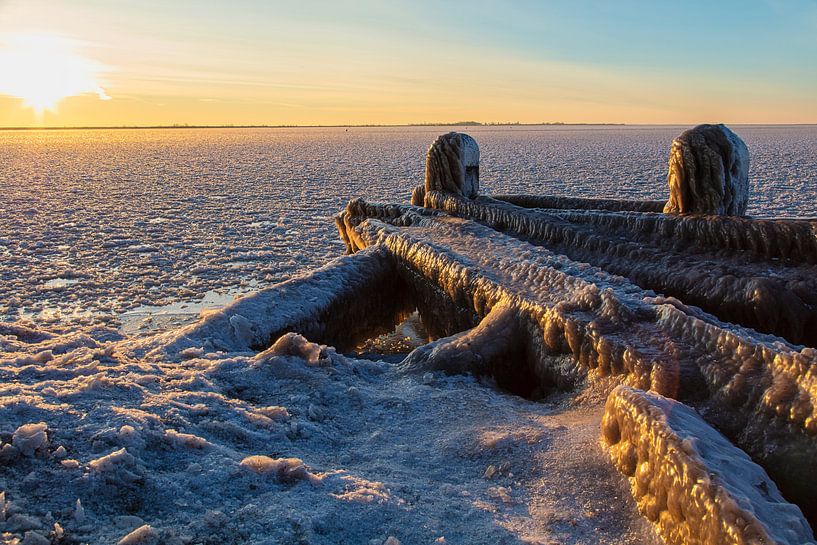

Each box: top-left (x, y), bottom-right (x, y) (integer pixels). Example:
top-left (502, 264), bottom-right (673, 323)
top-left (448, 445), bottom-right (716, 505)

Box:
top-left (0, 323), bottom-right (661, 544)
top-left (601, 386), bottom-right (814, 545)
top-left (541, 207), bottom-right (817, 264)
top-left (423, 190), bottom-right (817, 346)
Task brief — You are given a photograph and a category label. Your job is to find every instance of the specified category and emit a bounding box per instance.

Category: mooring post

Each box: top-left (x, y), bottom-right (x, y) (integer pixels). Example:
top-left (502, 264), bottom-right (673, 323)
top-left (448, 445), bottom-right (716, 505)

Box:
top-left (414, 132), bottom-right (480, 206)
top-left (663, 124), bottom-right (750, 216)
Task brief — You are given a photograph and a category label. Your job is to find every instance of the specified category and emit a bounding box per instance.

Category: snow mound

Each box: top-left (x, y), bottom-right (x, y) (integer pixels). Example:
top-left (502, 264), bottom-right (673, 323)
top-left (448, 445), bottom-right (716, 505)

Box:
top-left (239, 455), bottom-right (319, 483)
top-left (12, 422), bottom-right (48, 457)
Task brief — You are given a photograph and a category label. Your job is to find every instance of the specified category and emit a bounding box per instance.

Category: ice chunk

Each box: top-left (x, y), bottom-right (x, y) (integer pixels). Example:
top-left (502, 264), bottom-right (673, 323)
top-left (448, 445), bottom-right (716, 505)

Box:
top-left (164, 429), bottom-right (210, 449)
top-left (73, 499), bottom-right (85, 525)
top-left (88, 448), bottom-right (144, 485)
top-left (259, 332), bottom-right (322, 365)
top-left (117, 524), bottom-right (159, 545)
top-left (12, 423), bottom-right (48, 457)
top-left (239, 455), bottom-right (316, 483)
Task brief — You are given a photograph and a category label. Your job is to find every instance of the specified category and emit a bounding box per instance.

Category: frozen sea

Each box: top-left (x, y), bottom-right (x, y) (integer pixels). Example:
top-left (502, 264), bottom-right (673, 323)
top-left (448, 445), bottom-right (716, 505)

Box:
top-left (1, 124), bottom-right (816, 333)
top-left (1, 125), bottom-right (816, 545)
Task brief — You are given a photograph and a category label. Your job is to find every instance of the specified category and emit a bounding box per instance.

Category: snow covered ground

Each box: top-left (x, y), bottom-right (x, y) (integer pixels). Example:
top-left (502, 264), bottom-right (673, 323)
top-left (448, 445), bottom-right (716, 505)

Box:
top-left (0, 325), bottom-right (660, 544)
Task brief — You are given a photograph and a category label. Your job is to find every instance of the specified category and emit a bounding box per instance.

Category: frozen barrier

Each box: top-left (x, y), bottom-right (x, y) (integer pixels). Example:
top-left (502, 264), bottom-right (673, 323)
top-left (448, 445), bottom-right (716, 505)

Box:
top-left (494, 194), bottom-right (666, 213)
top-left (423, 190), bottom-right (817, 346)
top-left (545, 208), bottom-right (817, 265)
top-left (601, 386), bottom-right (814, 545)
top-left (337, 197), bottom-right (817, 524)
top-left (121, 246), bottom-right (407, 360)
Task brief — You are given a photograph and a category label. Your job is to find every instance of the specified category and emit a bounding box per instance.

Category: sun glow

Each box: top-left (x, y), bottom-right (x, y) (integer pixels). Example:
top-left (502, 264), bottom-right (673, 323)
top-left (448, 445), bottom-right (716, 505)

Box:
top-left (0, 33), bottom-right (109, 114)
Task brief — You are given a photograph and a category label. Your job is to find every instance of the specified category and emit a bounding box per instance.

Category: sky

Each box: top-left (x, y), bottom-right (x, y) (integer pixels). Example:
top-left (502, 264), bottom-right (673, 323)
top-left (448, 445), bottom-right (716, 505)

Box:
top-left (0, 0), bottom-right (815, 126)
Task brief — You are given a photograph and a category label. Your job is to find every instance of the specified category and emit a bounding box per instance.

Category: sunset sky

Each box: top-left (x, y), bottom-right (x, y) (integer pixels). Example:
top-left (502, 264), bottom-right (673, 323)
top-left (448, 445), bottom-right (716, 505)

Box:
top-left (1, 0), bottom-right (816, 127)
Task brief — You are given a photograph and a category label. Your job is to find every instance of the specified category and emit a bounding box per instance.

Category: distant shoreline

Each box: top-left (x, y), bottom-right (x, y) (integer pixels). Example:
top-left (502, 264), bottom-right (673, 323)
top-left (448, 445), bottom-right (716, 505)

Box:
top-left (2, 122), bottom-right (815, 131)
top-left (0, 122), bottom-right (627, 131)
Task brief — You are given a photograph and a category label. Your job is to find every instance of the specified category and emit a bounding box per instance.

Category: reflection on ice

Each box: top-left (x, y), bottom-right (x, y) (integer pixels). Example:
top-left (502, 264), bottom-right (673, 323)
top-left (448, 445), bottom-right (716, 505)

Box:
top-left (42, 277), bottom-right (80, 289)
top-left (119, 289), bottom-right (248, 335)
top-left (353, 310), bottom-right (431, 361)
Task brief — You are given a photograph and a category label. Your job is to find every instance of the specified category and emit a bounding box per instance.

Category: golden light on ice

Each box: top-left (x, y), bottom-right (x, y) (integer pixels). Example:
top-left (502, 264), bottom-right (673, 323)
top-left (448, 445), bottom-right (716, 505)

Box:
top-left (0, 33), bottom-right (110, 114)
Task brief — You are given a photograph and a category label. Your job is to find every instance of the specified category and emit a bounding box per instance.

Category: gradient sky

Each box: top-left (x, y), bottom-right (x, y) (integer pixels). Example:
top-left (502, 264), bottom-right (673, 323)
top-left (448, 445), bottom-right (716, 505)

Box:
top-left (1, 0), bottom-right (816, 126)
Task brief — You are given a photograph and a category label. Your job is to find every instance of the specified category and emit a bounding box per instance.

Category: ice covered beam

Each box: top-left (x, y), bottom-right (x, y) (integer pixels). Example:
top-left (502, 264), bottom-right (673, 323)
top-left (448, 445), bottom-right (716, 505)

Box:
top-left (120, 246), bottom-right (402, 360)
top-left (424, 132), bottom-right (480, 199)
top-left (341, 200), bottom-right (817, 517)
top-left (344, 208), bottom-right (698, 394)
top-left (424, 190), bottom-right (817, 346)
top-left (399, 303), bottom-right (540, 396)
top-left (494, 194), bottom-right (666, 213)
top-left (545, 208), bottom-right (817, 265)
top-left (663, 124), bottom-right (750, 216)
top-left (335, 198), bottom-right (442, 254)
top-left (601, 386), bottom-right (815, 545)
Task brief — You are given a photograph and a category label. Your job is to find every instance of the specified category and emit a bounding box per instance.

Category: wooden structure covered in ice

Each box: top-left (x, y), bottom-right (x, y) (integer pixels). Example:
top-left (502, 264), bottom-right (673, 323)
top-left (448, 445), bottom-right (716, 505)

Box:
top-left (132, 127), bottom-right (816, 545)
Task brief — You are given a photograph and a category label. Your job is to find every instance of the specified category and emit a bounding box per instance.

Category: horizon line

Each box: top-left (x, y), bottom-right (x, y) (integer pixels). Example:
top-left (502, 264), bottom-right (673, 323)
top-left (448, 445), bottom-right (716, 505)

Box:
top-left (3, 122), bottom-right (817, 131)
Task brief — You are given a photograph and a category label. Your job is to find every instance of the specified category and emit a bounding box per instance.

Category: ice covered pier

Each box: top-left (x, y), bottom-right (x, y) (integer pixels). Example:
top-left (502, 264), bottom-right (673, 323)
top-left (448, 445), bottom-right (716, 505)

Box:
top-left (131, 126), bottom-right (816, 545)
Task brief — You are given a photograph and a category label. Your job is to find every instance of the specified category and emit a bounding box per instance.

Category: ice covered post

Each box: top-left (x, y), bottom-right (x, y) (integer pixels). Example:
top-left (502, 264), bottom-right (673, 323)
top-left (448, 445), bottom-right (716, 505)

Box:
top-left (663, 124), bottom-right (749, 216)
top-left (413, 132), bottom-right (480, 205)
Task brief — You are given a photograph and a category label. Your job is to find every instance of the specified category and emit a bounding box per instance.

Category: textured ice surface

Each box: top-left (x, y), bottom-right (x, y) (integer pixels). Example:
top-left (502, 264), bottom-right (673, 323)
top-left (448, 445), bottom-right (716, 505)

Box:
top-left (1, 125), bottom-right (816, 332)
top-left (424, 132), bottom-right (480, 199)
top-left (122, 246), bottom-right (398, 361)
top-left (423, 191), bottom-right (817, 345)
top-left (602, 386), bottom-right (814, 545)
top-left (338, 199), bottom-right (817, 522)
top-left (0, 325), bottom-right (661, 545)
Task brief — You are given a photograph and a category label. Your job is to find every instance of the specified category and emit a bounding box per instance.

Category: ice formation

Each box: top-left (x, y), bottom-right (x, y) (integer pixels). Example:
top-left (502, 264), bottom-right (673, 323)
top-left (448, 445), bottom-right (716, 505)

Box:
top-left (335, 130), bottom-right (816, 534)
top-left (494, 194), bottom-right (666, 213)
top-left (424, 132), bottom-right (480, 199)
top-left (422, 190), bottom-right (817, 345)
top-left (0, 317), bottom-right (661, 544)
top-left (2, 128), bottom-right (816, 543)
top-left (601, 386), bottom-right (814, 545)
top-left (122, 245), bottom-right (403, 360)
top-left (663, 124), bottom-right (750, 216)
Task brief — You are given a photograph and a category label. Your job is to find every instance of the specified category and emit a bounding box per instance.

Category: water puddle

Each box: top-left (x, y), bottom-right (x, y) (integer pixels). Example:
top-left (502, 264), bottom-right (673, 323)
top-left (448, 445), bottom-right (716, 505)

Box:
top-left (119, 289), bottom-right (246, 335)
top-left (42, 277), bottom-right (80, 289)
top-left (248, 220), bottom-right (275, 228)
top-left (352, 311), bottom-right (431, 362)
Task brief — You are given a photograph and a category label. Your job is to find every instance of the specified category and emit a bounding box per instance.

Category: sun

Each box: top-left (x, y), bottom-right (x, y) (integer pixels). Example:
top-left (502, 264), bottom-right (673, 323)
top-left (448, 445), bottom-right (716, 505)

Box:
top-left (0, 32), bottom-right (109, 114)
